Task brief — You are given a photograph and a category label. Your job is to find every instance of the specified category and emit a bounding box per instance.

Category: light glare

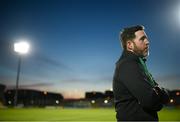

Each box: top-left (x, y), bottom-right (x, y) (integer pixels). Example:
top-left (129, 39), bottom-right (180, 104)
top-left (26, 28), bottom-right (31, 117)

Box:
top-left (91, 100), bottom-right (95, 104)
top-left (56, 100), bottom-right (59, 104)
top-left (170, 99), bottom-right (174, 103)
top-left (14, 41), bottom-right (30, 54)
top-left (104, 100), bottom-right (108, 104)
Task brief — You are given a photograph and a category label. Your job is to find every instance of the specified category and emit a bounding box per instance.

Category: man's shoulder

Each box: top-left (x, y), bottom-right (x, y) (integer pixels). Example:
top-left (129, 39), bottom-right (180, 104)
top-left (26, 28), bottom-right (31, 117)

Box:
top-left (116, 51), bottom-right (140, 65)
top-left (116, 56), bottom-right (139, 66)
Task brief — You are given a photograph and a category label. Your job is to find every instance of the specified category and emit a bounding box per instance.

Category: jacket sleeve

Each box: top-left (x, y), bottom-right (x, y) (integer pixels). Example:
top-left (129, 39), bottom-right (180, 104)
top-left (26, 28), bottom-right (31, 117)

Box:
top-left (118, 60), bottom-right (163, 111)
top-left (154, 86), bottom-right (170, 104)
top-left (150, 74), bottom-right (170, 105)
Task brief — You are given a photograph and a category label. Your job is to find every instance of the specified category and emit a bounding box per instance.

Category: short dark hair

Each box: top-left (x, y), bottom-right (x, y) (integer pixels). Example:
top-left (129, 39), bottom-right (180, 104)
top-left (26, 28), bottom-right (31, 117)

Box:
top-left (120, 25), bottom-right (144, 50)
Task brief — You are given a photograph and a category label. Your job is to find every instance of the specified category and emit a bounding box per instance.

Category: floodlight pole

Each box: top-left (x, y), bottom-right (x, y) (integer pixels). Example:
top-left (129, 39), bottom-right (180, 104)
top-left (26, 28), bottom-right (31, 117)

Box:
top-left (14, 55), bottom-right (22, 106)
top-left (13, 41), bottom-right (30, 107)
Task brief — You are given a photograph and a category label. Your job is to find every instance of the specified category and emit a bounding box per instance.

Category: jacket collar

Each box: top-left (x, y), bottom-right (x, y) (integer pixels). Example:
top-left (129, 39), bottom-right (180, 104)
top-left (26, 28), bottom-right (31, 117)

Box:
top-left (121, 50), bottom-right (147, 62)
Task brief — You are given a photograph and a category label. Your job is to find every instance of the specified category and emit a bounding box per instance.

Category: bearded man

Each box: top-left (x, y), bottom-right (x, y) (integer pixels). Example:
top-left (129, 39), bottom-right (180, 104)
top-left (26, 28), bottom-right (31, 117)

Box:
top-left (113, 25), bottom-right (169, 121)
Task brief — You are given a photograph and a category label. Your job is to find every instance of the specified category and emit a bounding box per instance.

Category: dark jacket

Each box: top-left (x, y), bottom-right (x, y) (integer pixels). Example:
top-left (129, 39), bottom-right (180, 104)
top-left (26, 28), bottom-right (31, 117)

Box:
top-left (113, 50), bottom-right (169, 121)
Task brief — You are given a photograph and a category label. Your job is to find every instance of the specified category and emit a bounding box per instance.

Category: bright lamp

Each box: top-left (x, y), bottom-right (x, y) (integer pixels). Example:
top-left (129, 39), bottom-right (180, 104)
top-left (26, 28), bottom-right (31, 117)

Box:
top-left (14, 41), bottom-right (30, 54)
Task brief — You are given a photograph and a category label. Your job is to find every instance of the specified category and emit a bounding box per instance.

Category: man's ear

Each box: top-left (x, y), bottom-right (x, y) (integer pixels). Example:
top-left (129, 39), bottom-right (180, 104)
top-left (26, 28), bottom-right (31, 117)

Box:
top-left (127, 41), bottom-right (133, 51)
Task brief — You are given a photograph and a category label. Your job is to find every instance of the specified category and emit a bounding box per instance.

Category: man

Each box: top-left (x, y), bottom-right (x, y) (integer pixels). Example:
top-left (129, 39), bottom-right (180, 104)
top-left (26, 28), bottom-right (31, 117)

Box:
top-left (113, 25), bottom-right (169, 121)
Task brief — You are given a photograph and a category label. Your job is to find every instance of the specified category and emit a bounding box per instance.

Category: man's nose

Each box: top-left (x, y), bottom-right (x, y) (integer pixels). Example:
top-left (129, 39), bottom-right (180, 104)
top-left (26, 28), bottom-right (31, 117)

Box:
top-left (145, 39), bottom-right (149, 45)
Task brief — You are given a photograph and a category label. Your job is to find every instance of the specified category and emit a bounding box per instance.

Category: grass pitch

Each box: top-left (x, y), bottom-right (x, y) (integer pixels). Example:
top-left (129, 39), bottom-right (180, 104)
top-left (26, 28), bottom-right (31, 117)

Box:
top-left (0, 107), bottom-right (179, 121)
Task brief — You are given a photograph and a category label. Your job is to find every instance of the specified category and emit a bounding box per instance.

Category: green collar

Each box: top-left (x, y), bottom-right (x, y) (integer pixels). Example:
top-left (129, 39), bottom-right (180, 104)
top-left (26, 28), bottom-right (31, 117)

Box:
top-left (139, 57), bottom-right (156, 87)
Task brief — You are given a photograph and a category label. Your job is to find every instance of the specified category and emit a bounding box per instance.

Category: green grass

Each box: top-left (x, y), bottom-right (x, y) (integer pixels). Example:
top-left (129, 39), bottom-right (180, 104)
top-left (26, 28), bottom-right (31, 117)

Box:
top-left (0, 108), bottom-right (115, 121)
top-left (158, 107), bottom-right (180, 121)
top-left (0, 107), bottom-right (179, 121)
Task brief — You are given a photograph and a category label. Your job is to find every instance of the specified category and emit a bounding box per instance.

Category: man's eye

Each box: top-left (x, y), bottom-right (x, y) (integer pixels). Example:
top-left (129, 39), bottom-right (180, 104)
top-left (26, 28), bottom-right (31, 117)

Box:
top-left (140, 36), bottom-right (147, 41)
top-left (140, 38), bottom-right (144, 41)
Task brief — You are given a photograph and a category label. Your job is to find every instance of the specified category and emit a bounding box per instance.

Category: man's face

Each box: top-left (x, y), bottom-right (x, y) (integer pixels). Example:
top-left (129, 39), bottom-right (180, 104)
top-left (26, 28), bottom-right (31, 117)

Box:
top-left (131, 30), bottom-right (149, 57)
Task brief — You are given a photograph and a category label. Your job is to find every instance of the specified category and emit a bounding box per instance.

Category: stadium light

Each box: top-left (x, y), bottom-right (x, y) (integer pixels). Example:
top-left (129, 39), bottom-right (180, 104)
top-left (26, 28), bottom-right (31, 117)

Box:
top-left (14, 41), bottom-right (30, 54)
top-left (56, 100), bottom-right (59, 104)
top-left (170, 99), bottom-right (174, 103)
top-left (8, 101), bottom-right (12, 105)
top-left (176, 92), bottom-right (180, 96)
top-left (104, 100), bottom-right (108, 104)
top-left (91, 100), bottom-right (95, 104)
top-left (13, 40), bottom-right (30, 107)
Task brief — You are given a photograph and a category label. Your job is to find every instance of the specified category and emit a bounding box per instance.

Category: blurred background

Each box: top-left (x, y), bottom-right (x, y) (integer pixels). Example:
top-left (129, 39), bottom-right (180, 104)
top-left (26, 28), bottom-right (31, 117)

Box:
top-left (0, 0), bottom-right (180, 121)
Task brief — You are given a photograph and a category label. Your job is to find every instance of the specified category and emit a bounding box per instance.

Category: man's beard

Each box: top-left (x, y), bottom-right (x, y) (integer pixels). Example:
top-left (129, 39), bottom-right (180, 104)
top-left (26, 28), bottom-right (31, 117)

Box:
top-left (132, 42), bottom-right (149, 57)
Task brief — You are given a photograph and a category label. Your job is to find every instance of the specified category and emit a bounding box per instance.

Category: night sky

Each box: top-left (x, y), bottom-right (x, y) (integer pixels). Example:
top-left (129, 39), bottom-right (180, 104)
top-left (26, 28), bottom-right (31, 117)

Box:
top-left (0, 0), bottom-right (180, 98)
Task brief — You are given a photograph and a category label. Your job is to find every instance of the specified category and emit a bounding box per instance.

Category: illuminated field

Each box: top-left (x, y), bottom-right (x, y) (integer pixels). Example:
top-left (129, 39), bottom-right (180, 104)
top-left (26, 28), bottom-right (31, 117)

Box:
top-left (0, 107), bottom-right (179, 121)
